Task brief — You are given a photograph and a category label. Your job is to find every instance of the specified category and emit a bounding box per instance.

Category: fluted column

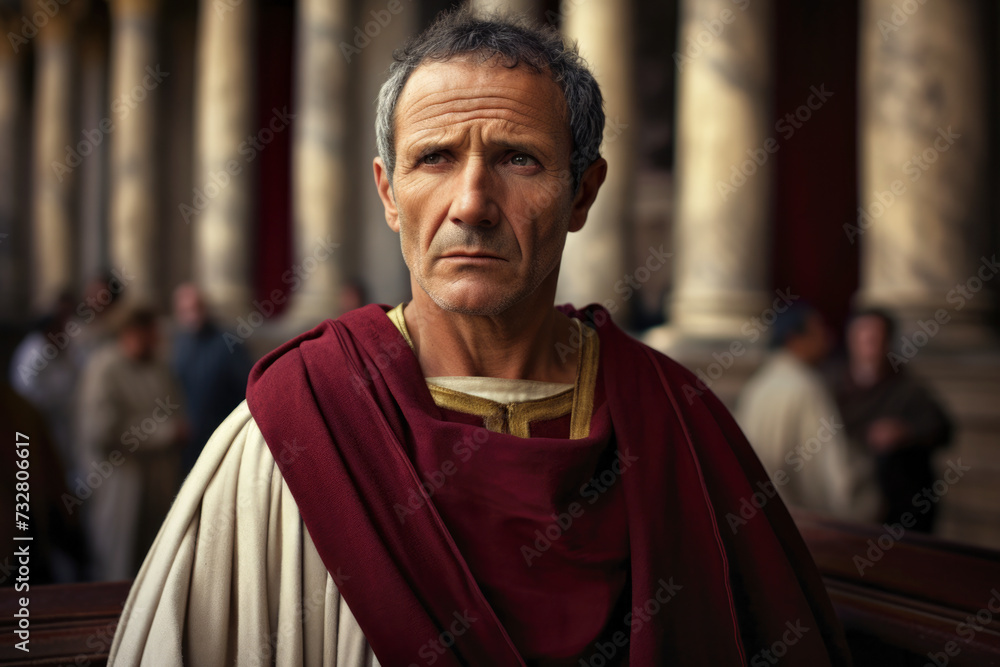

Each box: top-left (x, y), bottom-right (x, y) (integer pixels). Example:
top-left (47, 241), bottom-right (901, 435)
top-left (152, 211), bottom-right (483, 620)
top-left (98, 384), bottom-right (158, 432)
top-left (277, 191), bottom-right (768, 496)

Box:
top-left (193, 0), bottom-right (255, 320)
top-left (108, 0), bottom-right (162, 305)
top-left (31, 4), bottom-right (77, 312)
top-left (0, 10), bottom-right (27, 320)
top-left (857, 0), bottom-right (990, 346)
top-left (557, 0), bottom-right (635, 317)
top-left (286, 0), bottom-right (347, 324)
top-left (663, 0), bottom-right (774, 341)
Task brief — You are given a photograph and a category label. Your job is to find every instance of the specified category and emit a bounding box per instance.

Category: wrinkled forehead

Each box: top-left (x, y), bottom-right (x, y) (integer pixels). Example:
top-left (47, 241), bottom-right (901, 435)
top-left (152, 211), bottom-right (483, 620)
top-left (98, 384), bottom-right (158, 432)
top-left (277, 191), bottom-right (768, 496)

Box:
top-left (394, 57), bottom-right (571, 145)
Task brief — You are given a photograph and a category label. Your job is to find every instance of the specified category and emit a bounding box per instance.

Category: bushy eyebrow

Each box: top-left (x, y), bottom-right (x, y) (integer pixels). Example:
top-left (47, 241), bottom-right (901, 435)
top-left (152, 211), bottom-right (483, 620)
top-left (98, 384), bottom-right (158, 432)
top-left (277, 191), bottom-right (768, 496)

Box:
top-left (404, 127), bottom-right (559, 163)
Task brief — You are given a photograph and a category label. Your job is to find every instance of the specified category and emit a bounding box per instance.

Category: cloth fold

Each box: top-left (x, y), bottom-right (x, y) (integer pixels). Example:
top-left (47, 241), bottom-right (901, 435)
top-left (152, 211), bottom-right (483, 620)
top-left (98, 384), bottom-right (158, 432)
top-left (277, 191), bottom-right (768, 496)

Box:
top-left (245, 303), bottom-right (851, 666)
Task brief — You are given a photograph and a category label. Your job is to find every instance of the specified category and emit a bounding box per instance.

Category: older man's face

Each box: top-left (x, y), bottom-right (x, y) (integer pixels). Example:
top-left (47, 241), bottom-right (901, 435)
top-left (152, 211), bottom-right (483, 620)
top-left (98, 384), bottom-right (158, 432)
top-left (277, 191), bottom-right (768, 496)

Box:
top-left (375, 58), bottom-right (601, 316)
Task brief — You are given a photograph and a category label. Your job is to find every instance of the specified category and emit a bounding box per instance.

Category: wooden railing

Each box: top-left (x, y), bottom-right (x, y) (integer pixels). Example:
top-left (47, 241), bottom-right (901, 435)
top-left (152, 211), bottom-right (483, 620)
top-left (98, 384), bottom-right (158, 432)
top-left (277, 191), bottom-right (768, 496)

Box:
top-left (792, 509), bottom-right (1000, 666)
top-left (0, 581), bottom-right (129, 666)
top-left (1, 514), bottom-right (998, 665)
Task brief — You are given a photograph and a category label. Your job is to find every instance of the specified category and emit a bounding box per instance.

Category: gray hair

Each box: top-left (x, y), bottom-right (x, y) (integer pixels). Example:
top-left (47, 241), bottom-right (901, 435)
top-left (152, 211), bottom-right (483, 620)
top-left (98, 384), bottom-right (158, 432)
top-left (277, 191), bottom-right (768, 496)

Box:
top-left (375, 7), bottom-right (605, 192)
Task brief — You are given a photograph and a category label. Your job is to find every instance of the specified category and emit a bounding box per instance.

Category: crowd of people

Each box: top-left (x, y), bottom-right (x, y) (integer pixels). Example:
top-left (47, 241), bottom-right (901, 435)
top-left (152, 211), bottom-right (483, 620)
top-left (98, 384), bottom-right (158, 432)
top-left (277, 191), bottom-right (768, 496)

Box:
top-left (736, 303), bottom-right (953, 531)
top-left (2, 273), bottom-right (954, 584)
top-left (3, 276), bottom-right (251, 582)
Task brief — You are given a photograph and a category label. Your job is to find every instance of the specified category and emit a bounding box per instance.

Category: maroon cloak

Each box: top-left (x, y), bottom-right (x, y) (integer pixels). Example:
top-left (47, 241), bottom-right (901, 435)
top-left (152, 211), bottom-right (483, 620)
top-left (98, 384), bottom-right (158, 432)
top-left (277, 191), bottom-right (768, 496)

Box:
top-left (246, 304), bottom-right (851, 666)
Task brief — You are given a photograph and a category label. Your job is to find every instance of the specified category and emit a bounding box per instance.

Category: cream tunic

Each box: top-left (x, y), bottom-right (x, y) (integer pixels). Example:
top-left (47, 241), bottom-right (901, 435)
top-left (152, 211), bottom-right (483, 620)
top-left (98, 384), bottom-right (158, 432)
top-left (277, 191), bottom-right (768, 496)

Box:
top-left (108, 401), bottom-right (379, 666)
top-left (735, 351), bottom-right (881, 522)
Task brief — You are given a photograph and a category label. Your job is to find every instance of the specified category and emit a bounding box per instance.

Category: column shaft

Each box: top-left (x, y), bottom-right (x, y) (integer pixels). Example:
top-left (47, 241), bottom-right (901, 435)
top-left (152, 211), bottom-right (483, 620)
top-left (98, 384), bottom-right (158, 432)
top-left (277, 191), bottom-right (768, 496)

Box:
top-left (193, 0), bottom-right (255, 319)
top-left (78, 21), bottom-right (108, 285)
top-left (558, 0), bottom-right (635, 316)
top-left (287, 0), bottom-right (347, 323)
top-left (669, 0), bottom-right (774, 339)
top-left (469, 0), bottom-right (541, 20)
top-left (109, 0), bottom-right (162, 305)
top-left (31, 12), bottom-right (76, 312)
top-left (0, 12), bottom-right (27, 320)
top-left (857, 0), bottom-right (990, 345)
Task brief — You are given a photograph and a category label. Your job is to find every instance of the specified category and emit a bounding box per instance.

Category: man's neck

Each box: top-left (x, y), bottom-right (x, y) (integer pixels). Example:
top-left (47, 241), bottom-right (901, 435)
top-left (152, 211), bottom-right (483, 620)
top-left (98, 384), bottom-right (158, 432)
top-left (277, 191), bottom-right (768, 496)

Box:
top-left (402, 287), bottom-right (579, 384)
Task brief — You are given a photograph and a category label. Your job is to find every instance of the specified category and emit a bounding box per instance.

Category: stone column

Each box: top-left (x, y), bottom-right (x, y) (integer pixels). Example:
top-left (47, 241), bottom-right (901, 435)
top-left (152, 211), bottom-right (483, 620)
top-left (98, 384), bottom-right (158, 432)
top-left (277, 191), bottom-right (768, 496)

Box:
top-left (285, 0), bottom-right (347, 325)
top-left (30, 4), bottom-right (77, 313)
top-left (108, 0), bottom-right (162, 306)
top-left (557, 0), bottom-right (635, 318)
top-left (192, 0), bottom-right (255, 320)
top-left (857, 0), bottom-right (990, 346)
top-left (0, 10), bottom-right (27, 320)
top-left (78, 18), bottom-right (109, 286)
top-left (469, 0), bottom-right (540, 21)
top-left (656, 0), bottom-right (774, 343)
top-left (358, 0), bottom-right (414, 307)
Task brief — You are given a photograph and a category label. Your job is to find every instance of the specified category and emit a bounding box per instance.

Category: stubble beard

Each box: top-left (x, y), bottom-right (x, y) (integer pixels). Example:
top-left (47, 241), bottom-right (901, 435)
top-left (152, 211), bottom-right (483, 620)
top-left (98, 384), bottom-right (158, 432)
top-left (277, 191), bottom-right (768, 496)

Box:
top-left (398, 210), bottom-right (568, 318)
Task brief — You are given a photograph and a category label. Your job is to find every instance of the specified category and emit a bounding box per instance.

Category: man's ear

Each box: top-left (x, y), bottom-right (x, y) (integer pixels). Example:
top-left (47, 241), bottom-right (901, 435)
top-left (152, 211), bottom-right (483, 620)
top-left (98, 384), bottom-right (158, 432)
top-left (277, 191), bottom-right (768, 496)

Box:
top-left (373, 157), bottom-right (399, 233)
top-left (567, 157), bottom-right (608, 233)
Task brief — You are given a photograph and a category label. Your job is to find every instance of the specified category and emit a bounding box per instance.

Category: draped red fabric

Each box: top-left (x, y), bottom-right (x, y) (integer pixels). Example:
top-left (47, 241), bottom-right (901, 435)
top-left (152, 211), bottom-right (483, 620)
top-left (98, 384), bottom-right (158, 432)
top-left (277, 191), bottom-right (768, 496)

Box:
top-left (245, 303), bottom-right (852, 666)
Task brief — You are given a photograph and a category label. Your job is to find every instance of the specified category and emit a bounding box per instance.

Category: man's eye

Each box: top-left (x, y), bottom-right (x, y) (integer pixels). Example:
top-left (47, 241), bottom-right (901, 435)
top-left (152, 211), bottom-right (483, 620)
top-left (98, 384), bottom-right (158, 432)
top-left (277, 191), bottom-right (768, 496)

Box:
top-left (510, 154), bottom-right (537, 167)
top-left (420, 153), bottom-right (443, 165)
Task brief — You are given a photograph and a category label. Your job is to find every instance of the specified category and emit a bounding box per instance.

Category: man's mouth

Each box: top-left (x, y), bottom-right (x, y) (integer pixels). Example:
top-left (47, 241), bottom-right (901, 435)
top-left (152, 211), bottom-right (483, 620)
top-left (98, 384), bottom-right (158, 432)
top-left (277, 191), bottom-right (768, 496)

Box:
top-left (440, 251), bottom-right (505, 260)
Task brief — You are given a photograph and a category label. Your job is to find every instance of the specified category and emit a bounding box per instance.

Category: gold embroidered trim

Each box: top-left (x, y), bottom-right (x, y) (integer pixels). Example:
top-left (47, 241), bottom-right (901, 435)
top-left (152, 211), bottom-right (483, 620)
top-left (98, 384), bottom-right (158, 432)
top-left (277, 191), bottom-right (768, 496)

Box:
top-left (569, 320), bottom-right (599, 439)
top-left (387, 303), bottom-right (414, 350)
top-left (506, 390), bottom-right (574, 438)
top-left (427, 384), bottom-right (509, 434)
top-left (385, 305), bottom-right (599, 439)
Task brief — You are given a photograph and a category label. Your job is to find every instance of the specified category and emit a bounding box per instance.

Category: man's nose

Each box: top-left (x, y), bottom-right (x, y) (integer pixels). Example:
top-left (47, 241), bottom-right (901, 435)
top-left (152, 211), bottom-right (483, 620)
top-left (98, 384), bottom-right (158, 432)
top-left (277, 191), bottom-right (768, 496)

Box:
top-left (448, 160), bottom-right (500, 228)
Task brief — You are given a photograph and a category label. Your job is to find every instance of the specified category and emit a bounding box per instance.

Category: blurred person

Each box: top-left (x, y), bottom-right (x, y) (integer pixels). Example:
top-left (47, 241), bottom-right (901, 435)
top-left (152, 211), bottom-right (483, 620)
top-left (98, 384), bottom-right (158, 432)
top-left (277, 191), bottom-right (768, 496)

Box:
top-left (171, 283), bottom-right (253, 475)
top-left (1, 380), bottom-right (89, 583)
top-left (76, 306), bottom-right (187, 580)
top-left (833, 308), bottom-right (953, 533)
top-left (110, 10), bottom-right (850, 666)
top-left (339, 278), bottom-right (369, 314)
top-left (74, 270), bottom-right (129, 361)
top-left (8, 292), bottom-right (81, 477)
top-left (736, 303), bottom-right (881, 522)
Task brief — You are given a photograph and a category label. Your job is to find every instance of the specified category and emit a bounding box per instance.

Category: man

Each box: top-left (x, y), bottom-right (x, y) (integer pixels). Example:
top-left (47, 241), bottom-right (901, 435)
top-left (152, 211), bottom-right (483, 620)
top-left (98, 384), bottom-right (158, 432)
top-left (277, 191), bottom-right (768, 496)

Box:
top-left (834, 308), bottom-right (952, 533)
top-left (171, 283), bottom-right (253, 475)
top-left (736, 304), bottom-right (880, 522)
top-left (76, 307), bottom-right (187, 580)
top-left (111, 10), bottom-right (850, 665)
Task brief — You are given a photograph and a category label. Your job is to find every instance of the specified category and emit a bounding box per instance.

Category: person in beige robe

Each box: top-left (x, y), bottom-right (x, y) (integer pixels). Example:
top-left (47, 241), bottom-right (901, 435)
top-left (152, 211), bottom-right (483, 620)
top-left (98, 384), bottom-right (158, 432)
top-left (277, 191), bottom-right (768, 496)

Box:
top-left (76, 307), bottom-right (187, 581)
top-left (736, 305), bottom-right (881, 522)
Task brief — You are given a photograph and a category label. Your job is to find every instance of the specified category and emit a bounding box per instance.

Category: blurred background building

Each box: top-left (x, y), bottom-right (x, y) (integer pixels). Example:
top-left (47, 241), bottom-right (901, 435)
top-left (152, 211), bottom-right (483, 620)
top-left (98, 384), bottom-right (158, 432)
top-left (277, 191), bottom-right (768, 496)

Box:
top-left (0, 0), bottom-right (997, 555)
